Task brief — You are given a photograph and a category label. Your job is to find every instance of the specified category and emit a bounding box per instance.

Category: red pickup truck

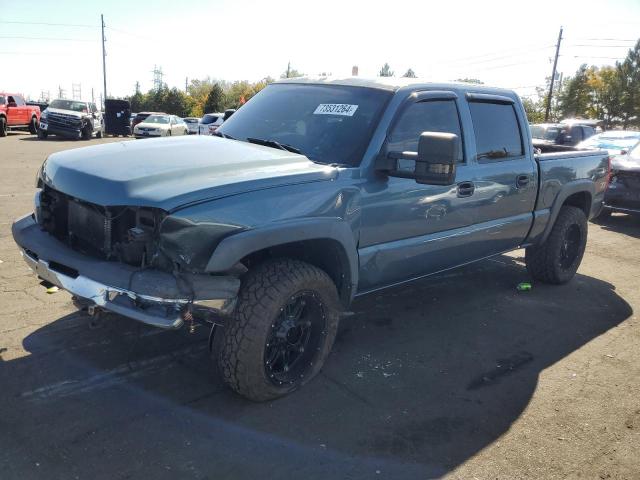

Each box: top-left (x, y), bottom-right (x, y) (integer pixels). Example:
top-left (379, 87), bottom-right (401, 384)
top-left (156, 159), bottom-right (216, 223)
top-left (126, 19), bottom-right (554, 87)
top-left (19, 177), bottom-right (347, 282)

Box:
top-left (0, 93), bottom-right (40, 137)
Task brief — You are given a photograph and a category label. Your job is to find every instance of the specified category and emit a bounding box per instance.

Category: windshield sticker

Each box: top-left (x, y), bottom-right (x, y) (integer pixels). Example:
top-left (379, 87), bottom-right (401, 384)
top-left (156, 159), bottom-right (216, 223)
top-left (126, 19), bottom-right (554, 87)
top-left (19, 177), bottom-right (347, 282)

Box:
top-left (314, 104), bottom-right (358, 116)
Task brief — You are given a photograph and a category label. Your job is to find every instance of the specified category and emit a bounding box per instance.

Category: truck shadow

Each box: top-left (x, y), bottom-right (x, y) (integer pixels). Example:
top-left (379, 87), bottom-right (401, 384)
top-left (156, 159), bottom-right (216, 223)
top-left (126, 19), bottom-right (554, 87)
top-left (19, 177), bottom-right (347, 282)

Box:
top-left (0, 255), bottom-right (632, 479)
top-left (593, 213), bottom-right (640, 239)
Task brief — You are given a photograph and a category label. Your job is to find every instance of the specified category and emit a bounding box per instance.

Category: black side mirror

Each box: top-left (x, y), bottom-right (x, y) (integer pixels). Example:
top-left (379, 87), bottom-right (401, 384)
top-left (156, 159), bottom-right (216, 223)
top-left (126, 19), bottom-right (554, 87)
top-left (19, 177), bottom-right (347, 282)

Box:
top-left (380, 132), bottom-right (458, 185)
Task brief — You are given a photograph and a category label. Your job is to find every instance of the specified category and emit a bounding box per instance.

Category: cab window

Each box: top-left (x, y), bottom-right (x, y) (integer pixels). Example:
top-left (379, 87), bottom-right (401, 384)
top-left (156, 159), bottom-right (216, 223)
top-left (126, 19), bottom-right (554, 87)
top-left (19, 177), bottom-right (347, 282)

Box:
top-left (387, 99), bottom-right (464, 163)
top-left (469, 101), bottom-right (523, 161)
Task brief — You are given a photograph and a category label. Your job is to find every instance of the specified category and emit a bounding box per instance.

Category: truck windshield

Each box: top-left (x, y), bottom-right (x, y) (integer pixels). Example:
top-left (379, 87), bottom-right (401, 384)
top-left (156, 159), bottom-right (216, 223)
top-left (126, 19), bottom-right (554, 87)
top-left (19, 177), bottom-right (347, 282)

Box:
top-left (217, 83), bottom-right (392, 166)
top-left (530, 125), bottom-right (561, 141)
top-left (50, 99), bottom-right (88, 113)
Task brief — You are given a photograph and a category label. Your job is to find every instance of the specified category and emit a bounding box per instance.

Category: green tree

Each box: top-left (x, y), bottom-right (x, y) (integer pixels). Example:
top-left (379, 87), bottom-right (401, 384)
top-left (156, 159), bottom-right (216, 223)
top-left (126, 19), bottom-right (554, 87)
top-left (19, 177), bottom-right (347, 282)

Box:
top-left (203, 83), bottom-right (225, 113)
top-left (402, 68), bottom-right (417, 78)
top-left (558, 64), bottom-right (592, 119)
top-left (522, 96), bottom-right (545, 123)
top-left (379, 63), bottom-right (394, 77)
top-left (281, 63), bottom-right (303, 79)
top-left (617, 39), bottom-right (640, 128)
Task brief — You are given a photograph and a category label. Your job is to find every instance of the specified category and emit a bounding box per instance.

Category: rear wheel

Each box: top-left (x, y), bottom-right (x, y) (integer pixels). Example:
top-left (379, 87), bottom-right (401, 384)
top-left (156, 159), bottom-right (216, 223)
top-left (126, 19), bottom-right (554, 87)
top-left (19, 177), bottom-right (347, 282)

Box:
top-left (216, 259), bottom-right (341, 401)
top-left (525, 206), bottom-right (587, 284)
top-left (167, 129), bottom-right (172, 136)
top-left (28, 116), bottom-right (38, 134)
top-left (96, 128), bottom-right (103, 139)
top-left (0, 117), bottom-right (6, 137)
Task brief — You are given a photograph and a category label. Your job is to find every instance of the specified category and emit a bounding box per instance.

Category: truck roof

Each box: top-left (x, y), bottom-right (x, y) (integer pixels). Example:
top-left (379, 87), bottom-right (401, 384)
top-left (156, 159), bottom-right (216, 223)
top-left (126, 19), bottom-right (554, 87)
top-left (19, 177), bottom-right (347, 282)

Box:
top-left (276, 76), bottom-right (517, 97)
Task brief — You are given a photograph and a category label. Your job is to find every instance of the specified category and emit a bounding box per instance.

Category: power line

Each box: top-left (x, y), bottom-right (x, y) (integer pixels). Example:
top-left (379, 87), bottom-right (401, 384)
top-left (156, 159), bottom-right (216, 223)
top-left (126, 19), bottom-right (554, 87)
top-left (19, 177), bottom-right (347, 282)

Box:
top-left (440, 45), bottom-right (555, 67)
top-left (565, 44), bottom-right (635, 48)
top-left (0, 35), bottom-right (97, 42)
top-left (0, 20), bottom-right (95, 28)
top-left (562, 55), bottom-right (624, 60)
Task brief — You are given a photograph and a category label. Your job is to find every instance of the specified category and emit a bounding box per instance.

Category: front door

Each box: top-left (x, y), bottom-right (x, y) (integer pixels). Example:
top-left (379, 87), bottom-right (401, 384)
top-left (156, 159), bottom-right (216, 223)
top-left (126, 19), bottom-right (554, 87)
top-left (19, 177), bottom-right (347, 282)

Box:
top-left (358, 92), bottom-right (482, 292)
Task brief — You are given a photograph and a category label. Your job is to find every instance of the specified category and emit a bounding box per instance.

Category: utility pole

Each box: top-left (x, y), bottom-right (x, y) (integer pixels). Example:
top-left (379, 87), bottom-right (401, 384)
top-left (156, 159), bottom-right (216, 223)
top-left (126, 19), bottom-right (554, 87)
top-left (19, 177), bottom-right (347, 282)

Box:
top-left (185, 77), bottom-right (188, 92)
top-left (286, 61), bottom-right (291, 78)
top-left (101, 14), bottom-right (107, 107)
top-left (545, 26), bottom-right (563, 122)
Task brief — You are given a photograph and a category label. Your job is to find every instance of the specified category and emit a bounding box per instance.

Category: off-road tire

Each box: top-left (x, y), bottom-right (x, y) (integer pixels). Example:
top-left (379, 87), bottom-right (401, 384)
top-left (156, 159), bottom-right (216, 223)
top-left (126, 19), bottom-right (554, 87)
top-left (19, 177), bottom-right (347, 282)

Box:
top-left (0, 117), bottom-right (6, 137)
top-left (37, 129), bottom-right (47, 140)
top-left (81, 123), bottom-right (92, 140)
top-left (28, 116), bottom-right (38, 134)
top-left (525, 205), bottom-right (587, 284)
top-left (216, 259), bottom-right (341, 402)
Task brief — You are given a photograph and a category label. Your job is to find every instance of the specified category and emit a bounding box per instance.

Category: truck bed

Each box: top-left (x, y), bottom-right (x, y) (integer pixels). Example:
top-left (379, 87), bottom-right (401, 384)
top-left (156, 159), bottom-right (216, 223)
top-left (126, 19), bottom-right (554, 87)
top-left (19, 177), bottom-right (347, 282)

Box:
top-left (534, 149), bottom-right (610, 217)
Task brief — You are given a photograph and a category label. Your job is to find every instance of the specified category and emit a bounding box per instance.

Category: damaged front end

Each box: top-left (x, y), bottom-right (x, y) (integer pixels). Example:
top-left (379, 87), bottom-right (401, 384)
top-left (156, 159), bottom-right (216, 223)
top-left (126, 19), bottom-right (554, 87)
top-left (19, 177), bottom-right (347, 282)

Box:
top-left (14, 185), bottom-right (242, 329)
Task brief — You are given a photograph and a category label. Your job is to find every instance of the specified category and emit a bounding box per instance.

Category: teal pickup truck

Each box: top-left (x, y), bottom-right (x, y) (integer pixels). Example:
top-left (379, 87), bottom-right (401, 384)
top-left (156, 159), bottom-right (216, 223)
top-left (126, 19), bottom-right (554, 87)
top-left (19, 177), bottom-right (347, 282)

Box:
top-left (13, 77), bottom-right (610, 401)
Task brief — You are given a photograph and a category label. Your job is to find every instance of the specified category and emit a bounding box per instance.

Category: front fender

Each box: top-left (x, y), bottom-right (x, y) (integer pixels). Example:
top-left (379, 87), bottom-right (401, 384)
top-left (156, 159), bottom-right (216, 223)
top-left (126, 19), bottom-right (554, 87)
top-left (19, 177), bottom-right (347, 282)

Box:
top-left (205, 217), bottom-right (359, 300)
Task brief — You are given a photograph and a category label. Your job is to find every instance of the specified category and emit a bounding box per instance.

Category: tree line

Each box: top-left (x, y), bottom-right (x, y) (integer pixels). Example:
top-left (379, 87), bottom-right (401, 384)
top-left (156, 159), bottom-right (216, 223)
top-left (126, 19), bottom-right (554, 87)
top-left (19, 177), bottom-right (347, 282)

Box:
top-left (127, 77), bottom-right (274, 118)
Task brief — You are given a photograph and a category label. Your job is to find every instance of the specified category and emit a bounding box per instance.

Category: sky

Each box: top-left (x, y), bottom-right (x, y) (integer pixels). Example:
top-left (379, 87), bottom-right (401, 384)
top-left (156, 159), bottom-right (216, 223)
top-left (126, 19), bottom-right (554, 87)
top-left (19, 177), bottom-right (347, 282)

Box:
top-left (1, 0), bottom-right (639, 103)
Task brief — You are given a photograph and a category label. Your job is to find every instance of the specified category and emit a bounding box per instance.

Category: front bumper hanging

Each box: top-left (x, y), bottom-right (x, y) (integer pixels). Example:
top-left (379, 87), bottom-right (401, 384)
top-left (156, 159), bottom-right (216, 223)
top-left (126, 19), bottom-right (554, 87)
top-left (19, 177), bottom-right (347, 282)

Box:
top-left (12, 214), bottom-right (240, 329)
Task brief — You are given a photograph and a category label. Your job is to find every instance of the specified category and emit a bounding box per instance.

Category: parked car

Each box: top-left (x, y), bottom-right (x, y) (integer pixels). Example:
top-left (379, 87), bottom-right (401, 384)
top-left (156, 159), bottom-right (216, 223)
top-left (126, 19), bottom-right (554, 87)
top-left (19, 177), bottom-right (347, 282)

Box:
top-left (0, 92), bottom-right (40, 136)
top-left (133, 114), bottom-right (188, 138)
top-left (596, 140), bottom-right (640, 219)
top-left (198, 112), bottom-right (224, 135)
top-left (13, 78), bottom-right (610, 401)
top-left (576, 130), bottom-right (640, 156)
top-left (132, 111), bottom-right (163, 130)
top-left (530, 120), bottom-right (597, 149)
top-left (38, 99), bottom-right (103, 140)
top-left (183, 117), bottom-right (200, 134)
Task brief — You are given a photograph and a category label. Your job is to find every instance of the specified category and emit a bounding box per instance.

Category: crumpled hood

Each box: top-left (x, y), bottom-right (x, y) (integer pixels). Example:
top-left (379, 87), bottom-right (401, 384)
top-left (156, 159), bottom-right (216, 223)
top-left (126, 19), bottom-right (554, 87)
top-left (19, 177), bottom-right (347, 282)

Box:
top-left (44, 107), bottom-right (87, 118)
top-left (41, 136), bottom-right (337, 211)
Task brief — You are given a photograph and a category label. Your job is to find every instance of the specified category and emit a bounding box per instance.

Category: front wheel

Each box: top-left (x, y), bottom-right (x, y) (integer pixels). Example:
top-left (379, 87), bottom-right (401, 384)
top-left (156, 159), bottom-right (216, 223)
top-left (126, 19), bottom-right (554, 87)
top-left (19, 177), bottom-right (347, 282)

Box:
top-left (81, 124), bottom-right (92, 140)
top-left (525, 205), bottom-right (587, 284)
top-left (216, 259), bottom-right (341, 401)
top-left (37, 129), bottom-right (48, 140)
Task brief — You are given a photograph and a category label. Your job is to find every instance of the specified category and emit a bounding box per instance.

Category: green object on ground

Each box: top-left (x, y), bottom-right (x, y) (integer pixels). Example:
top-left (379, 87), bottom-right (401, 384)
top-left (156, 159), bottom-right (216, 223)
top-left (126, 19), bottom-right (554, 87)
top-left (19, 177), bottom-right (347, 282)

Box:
top-left (46, 286), bottom-right (59, 294)
top-left (517, 282), bottom-right (532, 291)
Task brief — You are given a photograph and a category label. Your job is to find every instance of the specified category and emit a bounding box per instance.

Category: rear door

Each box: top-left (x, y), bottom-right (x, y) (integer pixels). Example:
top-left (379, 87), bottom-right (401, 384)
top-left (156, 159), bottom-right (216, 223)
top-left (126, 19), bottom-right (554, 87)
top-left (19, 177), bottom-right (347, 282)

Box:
top-left (463, 94), bottom-right (537, 256)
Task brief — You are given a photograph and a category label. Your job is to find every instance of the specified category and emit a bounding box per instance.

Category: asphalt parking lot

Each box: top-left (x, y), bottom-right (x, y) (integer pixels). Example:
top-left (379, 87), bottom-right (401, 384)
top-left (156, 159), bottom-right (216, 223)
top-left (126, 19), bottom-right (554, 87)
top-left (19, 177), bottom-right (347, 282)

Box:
top-left (1, 131), bottom-right (639, 479)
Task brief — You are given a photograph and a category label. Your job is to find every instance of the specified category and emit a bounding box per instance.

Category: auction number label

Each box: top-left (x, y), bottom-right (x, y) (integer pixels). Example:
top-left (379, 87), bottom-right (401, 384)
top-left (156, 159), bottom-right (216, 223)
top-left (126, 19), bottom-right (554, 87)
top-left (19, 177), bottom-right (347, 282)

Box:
top-left (313, 104), bottom-right (359, 116)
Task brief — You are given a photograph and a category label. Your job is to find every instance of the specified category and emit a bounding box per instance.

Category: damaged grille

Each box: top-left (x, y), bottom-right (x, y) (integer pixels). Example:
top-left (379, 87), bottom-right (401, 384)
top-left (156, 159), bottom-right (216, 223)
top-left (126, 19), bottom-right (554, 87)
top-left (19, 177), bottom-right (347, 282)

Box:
top-left (39, 186), bottom-right (165, 267)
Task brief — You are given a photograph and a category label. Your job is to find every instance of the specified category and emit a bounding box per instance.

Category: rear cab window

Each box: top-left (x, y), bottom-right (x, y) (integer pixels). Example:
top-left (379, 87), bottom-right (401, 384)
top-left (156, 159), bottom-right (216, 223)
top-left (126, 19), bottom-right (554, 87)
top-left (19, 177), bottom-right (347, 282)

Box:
top-left (468, 100), bottom-right (523, 162)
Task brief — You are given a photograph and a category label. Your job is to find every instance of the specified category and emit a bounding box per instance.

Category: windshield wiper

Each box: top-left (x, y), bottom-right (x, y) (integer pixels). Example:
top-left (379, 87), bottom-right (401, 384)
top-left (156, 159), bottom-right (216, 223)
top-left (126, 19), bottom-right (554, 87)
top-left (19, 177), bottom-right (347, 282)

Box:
top-left (477, 148), bottom-right (510, 160)
top-left (212, 131), bottom-right (236, 140)
top-left (246, 137), bottom-right (302, 154)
